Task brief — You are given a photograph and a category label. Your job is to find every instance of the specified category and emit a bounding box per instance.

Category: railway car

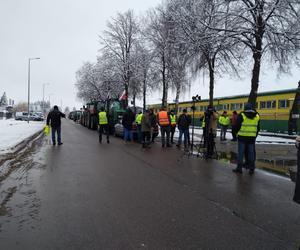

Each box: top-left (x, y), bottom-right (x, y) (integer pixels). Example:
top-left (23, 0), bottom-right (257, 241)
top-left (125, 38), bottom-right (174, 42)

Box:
top-left (148, 88), bottom-right (300, 134)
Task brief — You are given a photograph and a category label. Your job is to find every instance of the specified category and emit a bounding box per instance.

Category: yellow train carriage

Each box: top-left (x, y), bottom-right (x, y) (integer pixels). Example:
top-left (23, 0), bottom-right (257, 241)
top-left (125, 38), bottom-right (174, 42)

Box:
top-left (148, 88), bottom-right (298, 133)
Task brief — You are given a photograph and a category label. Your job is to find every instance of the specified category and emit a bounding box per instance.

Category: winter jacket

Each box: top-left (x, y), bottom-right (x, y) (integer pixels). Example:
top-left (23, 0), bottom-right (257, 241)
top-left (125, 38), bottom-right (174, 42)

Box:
top-left (177, 114), bottom-right (191, 130)
top-left (231, 113), bottom-right (238, 126)
top-left (204, 111), bottom-right (218, 134)
top-left (141, 114), bottom-right (151, 132)
top-left (46, 110), bottom-right (65, 128)
top-left (122, 110), bottom-right (135, 130)
top-left (149, 113), bottom-right (157, 127)
top-left (236, 109), bottom-right (260, 143)
top-left (294, 137), bottom-right (300, 204)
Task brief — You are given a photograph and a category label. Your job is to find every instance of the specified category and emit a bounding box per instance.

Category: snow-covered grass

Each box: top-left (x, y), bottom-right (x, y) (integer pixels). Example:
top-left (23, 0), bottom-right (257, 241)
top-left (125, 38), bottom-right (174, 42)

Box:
top-left (171, 127), bottom-right (296, 145)
top-left (0, 119), bottom-right (44, 154)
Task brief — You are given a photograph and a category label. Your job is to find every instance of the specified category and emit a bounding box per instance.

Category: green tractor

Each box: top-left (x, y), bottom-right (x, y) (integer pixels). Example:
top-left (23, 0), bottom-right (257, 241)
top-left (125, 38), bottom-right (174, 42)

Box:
top-left (81, 99), bottom-right (126, 133)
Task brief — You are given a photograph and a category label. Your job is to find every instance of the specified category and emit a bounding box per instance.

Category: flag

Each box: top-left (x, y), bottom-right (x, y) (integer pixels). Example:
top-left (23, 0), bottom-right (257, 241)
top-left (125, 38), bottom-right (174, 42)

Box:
top-left (119, 90), bottom-right (127, 101)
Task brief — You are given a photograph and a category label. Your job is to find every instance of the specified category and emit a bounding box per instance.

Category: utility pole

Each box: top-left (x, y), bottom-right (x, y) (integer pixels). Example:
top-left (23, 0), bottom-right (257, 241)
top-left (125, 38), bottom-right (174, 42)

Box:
top-left (27, 57), bottom-right (40, 123)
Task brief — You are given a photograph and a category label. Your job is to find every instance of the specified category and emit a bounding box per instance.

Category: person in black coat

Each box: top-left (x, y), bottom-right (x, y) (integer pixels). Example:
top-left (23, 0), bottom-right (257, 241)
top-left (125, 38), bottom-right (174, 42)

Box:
top-left (176, 109), bottom-right (191, 149)
top-left (294, 137), bottom-right (300, 204)
top-left (122, 108), bottom-right (135, 142)
top-left (46, 105), bottom-right (66, 145)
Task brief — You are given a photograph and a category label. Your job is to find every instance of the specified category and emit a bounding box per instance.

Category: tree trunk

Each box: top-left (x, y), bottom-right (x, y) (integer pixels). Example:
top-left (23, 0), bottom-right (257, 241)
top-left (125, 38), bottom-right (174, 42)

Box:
top-left (162, 53), bottom-right (167, 108)
top-left (248, 10), bottom-right (264, 107)
top-left (133, 94), bottom-right (136, 114)
top-left (175, 85), bottom-right (180, 114)
top-left (208, 59), bottom-right (215, 106)
top-left (288, 81), bottom-right (300, 134)
top-left (143, 78), bottom-right (146, 112)
top-left (124, 84), bottom-right (129, 108)
top-left (248, 52), bottom-right (262, 107)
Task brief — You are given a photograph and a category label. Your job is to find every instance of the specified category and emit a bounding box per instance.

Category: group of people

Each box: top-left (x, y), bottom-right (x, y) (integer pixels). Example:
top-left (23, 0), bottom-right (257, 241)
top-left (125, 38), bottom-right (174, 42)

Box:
top-left (96, 103), bottom-right (261, 175)
top-left (46, 103), bottom-right (261, 176)
top-left (120, 107), bottom-right (192, 149)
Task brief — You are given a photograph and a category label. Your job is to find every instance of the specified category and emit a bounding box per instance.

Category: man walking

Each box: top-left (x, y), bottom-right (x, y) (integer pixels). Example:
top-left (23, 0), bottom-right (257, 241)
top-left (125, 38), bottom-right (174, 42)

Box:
top-left (218, 110), bottom-right (230, 141)
top-left (98, 107), bottom-right (109, 144)
top-left (46, 105), bottom-right (66, 146)
top-left (176, 109), bottom-right (191, 150)
top-left (233, 103), bottom-right (260, 175)
top-left (157, 107), bottom-right (171, 147)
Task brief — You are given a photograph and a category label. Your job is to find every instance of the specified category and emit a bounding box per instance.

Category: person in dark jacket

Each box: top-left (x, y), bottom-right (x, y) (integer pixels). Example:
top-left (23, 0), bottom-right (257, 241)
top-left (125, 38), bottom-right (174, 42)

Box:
top-left (233, 103), bottom-right (260, 175)
top-left (141, 110), bottom-right (151, 148)
top-left (176, 109), bottom-right (191, 150)
top-left (122, 108), bottom-right (135, 142)
top-left (231, 110), bottom-right (238, 141)
top-left (149, 109), bottom-right (158, 143)
top-left (294, 137), bottom-right (300, 204)
top-left (46, 105), bottom-right (66, 146)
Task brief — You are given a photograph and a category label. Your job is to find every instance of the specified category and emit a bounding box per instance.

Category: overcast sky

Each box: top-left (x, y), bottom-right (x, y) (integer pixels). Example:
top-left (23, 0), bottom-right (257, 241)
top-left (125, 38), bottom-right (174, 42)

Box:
top-left (0, 0), bottom-right (299, 110)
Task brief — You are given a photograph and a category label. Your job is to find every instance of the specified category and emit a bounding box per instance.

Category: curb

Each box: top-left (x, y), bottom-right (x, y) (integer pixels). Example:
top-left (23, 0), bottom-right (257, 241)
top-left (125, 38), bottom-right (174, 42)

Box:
top-left (0, 129), bottom-right (44, 165)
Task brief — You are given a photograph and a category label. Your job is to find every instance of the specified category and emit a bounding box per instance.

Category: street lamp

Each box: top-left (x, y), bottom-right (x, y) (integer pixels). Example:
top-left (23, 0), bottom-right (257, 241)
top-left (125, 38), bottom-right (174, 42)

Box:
top-left (48, 93), bottom-right (53, 107)
top-left (42, 83), bottom-right (49, 115)
top-left (27, 57), bottom-right (40, 123)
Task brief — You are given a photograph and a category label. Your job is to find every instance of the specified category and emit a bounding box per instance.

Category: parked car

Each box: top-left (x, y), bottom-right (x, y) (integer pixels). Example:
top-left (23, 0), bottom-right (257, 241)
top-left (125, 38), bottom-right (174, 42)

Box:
top-left (114, 121), bottom-right (138, 140)
top-left (15, 112), bottom-right (44, 121)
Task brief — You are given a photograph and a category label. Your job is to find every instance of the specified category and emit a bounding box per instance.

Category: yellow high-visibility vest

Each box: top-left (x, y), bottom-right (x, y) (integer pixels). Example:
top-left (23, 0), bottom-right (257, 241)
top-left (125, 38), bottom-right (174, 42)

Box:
top-left (98, 111), bottom-right (108, 125)
top-left (170, 114), bottom-right (176, 126)
top-left (136, 113), bottom-right (143, 125)
top-left (238, 113), bottom-right (260, 137)
top-left (202, 116), bottom-right (206, 128)
top-left (219, 115), bottom-right (230, 126)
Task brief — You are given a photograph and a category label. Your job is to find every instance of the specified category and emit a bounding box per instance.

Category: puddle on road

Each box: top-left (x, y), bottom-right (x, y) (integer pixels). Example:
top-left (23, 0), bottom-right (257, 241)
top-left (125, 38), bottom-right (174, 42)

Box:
top-left (218, 151), bottom-right (297, 178)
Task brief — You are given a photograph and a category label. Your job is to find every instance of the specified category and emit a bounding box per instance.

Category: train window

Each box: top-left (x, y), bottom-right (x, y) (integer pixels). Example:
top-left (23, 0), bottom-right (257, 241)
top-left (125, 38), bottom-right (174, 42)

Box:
top-left (219, 104), bottom-right (229, 110)
top-left (260, 100), bottom-right (276, 109)
top-left (279, 100), bottom-right (289, 108)
top-left (230, 103), bottom-right (243, 110)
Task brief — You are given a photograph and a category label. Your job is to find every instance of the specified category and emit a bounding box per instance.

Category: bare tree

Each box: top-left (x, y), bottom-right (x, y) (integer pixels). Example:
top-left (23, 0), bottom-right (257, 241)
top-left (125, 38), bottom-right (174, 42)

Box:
top-left (130, 38), bottom-right (155, 111)
top-left (169, 0), bottom-right (242, 106)
top-left (146, 6), bottom-right (175, 108)
top-left (219, 0), bottom-right (300, 106)
top-left (99, 10), bottom-right (139, 107)
top-left (75, 62), bottom-right (102, 102)
top-left (14, 102), bottom-right (28, 112)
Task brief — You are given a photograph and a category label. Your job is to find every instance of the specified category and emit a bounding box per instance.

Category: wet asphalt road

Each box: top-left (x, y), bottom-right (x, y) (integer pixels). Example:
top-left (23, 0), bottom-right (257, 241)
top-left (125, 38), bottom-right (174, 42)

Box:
top-left (0, 120), bottom-right (300, 249)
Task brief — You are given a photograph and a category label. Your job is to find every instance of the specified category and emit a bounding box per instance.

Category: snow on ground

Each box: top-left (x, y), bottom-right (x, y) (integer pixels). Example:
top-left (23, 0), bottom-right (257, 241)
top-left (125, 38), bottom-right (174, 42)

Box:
top-left (171, 127), bottom-right (296, 145)
top-left (0, 119), bottom-right (44, 154)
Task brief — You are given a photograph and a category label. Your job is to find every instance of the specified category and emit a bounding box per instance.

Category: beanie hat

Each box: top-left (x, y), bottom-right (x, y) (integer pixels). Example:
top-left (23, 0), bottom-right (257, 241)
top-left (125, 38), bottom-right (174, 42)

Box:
top-left (244, 103), bottom-right (253, 110)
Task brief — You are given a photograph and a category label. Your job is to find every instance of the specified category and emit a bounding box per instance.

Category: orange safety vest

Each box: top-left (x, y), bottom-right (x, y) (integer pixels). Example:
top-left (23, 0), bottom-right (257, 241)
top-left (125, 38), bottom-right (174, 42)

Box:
top-left (158, 111), bottom-right (169, 126)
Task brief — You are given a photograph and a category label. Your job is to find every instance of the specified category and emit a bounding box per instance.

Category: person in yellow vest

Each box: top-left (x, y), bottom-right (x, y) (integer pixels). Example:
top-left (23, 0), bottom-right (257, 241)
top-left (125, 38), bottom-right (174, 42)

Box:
top-left (233, 103), bottom-right (260, 175)
top-left (169, 110), bottom-right (177, 144)
top-left (135, 111), bottom-right (143, 143)
top-left (157, 107), bottom-right (171, 147)
top-left (218, 110), bottom-right (230, 141)
top-left (98, 107), bottom-right (109, 144)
